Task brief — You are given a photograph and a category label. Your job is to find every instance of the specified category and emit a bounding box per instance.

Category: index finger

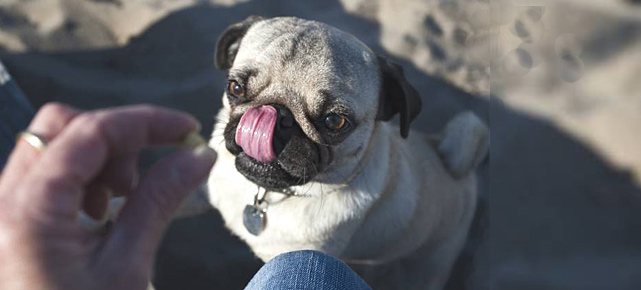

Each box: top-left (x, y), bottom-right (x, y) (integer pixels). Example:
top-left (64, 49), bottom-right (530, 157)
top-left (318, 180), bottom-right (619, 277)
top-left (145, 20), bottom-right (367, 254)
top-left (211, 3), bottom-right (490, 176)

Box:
top-left (16, 105), bottom-right (200, 217)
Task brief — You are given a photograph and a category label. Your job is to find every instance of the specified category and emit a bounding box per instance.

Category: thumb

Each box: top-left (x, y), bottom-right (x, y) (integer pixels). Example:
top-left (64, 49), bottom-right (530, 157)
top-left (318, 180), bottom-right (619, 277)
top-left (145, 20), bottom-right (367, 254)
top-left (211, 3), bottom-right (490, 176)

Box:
top-left (102, 145), bottom-right (216, 266)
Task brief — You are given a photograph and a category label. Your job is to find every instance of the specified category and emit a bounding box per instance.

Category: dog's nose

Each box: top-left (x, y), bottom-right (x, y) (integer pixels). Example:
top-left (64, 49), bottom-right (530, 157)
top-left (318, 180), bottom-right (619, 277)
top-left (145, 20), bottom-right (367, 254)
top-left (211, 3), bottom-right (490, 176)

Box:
top-left (272, 104), bottom-right (295, 156)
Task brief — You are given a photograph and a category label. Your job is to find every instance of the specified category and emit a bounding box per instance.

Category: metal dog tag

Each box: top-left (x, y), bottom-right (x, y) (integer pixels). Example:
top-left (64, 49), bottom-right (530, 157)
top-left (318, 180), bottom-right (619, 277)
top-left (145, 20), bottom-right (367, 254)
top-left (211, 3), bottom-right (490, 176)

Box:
top-left (244, 188), bottom-right (269, 236)
top-left (243, 204), bottom-right (265, 236)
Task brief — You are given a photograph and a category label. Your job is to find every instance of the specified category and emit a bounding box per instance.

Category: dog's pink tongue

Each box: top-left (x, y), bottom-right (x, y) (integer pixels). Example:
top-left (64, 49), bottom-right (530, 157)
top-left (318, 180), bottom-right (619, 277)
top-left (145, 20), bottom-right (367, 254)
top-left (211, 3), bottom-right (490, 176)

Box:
top-left (235, 105), bottom-right (278, 163)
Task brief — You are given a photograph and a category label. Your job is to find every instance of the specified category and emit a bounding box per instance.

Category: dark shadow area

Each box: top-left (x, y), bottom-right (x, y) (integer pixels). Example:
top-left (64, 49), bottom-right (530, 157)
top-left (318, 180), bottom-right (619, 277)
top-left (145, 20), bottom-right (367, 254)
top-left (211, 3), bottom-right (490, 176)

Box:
top-left (1, 1), bottom-right (640, 289)
top-left (154, 209), bottom-right (263, 290)
top-left (488, 98), bottom-right (641, 289)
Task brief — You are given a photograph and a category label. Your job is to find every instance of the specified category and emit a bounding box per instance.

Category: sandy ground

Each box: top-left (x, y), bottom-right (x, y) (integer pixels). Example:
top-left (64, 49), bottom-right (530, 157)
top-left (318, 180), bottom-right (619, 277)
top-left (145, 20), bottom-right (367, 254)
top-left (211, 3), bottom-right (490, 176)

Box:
top-left (1, 0), bottom-right (640, 289)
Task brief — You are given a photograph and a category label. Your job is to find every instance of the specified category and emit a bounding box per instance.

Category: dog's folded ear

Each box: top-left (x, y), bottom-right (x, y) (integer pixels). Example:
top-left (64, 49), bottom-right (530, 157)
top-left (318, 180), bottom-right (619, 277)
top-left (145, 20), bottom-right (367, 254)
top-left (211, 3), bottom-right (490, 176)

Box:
top-left (215, 15), bottom-right (265, 70)
top-left (376, 57), bottom-right (423, 138)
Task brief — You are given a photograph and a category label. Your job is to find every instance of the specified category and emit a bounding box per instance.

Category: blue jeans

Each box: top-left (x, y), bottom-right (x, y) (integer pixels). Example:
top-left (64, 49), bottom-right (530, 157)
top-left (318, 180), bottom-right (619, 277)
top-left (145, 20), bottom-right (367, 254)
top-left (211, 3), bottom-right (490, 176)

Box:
top-left (245, 250), bottom-right (372, 290)
top-left (0, 60), bottom-right (34, 170)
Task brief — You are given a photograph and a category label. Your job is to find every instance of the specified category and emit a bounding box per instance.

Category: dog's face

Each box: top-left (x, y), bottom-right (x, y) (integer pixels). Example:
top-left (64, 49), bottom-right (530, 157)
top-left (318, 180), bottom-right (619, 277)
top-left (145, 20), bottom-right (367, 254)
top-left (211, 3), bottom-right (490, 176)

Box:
top-left (215, 16), bottom-right (421, 190)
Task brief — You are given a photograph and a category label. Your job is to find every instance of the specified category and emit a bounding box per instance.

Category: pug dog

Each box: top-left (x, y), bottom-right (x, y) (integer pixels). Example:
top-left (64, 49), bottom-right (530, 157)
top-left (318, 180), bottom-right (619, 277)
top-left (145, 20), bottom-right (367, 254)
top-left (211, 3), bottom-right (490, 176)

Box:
top-left (206, 16), bottom-right (488, 290)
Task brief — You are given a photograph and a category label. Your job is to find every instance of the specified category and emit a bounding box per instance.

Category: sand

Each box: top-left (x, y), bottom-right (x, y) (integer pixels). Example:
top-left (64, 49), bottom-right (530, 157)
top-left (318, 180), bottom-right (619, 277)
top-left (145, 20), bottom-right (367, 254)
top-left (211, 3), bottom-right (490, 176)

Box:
top-left (1, 0), bottom-right (640, 289)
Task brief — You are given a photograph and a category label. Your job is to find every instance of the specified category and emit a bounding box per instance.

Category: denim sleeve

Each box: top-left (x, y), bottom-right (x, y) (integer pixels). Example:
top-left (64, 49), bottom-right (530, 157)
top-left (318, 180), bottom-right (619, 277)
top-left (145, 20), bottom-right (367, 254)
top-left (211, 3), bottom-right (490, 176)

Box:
top-left (0, 60), bottom-right (35, 170)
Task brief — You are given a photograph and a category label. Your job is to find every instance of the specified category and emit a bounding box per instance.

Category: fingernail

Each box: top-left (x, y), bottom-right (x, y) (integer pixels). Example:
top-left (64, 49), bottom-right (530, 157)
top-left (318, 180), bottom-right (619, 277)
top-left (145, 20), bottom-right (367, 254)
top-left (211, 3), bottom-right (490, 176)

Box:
top-left (78, 209), bottom-right (110, 233)
top-left (129, 171), bottom-right (140, 191)
top-left (191, 144), bottom-right (217, 162)
top-left (174, 145), bottom-right (216, 190)
top-left (181, 131), bottom-right (206, 149)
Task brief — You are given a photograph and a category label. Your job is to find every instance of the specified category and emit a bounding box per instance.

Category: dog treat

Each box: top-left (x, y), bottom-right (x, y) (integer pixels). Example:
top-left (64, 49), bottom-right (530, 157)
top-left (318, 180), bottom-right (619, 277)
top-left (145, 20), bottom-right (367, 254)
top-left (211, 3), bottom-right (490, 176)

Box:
top-left (180, 131), bottom-right (206, 149)
top-left (235, 105), bottom-right (277, 163)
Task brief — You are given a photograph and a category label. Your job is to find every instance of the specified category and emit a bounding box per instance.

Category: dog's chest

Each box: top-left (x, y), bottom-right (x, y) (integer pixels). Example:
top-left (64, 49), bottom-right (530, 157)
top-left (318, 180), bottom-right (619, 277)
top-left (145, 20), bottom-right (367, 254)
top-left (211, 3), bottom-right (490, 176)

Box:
top-left (207, 149), bottom-right (374, 260)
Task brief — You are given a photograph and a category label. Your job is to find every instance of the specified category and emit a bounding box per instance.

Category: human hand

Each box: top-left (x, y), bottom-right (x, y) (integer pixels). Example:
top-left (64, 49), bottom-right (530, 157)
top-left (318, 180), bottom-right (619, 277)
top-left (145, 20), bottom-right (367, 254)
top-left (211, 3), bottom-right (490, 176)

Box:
top-left (0, 103), bottom-right (216, 290)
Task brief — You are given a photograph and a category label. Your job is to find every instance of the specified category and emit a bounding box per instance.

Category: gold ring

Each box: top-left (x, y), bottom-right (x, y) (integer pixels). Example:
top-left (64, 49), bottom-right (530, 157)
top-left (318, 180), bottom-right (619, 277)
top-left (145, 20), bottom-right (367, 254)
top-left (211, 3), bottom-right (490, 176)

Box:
top-left (17, 131), bottom-right (48, 151)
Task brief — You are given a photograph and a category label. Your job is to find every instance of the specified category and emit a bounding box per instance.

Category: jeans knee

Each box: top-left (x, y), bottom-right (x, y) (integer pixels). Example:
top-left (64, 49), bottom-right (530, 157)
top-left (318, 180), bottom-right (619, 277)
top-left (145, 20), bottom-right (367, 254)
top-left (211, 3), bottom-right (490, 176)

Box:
top-left (244, 250), bottom-right (371, 290)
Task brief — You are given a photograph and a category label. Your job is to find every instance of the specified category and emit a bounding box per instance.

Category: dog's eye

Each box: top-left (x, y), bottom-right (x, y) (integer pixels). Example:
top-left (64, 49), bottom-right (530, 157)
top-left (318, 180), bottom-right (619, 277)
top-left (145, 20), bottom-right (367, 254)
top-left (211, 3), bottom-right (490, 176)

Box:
top-left (227, 80), bottom-right (245, 100)
top-left (324, 114), bottom-right (348, 131)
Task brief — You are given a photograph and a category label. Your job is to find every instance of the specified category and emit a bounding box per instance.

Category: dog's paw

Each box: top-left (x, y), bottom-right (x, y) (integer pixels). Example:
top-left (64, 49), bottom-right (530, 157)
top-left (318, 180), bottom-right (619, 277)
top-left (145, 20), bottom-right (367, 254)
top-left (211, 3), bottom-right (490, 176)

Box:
top-left (437, 111), bottom-right (489, 178)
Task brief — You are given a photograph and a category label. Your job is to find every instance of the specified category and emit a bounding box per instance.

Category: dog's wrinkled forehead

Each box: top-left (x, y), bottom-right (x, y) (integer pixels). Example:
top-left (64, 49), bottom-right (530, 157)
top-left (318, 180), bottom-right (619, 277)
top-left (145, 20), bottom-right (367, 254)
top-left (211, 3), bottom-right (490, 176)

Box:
top-left (232, 17), bottom-right (380, 117)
